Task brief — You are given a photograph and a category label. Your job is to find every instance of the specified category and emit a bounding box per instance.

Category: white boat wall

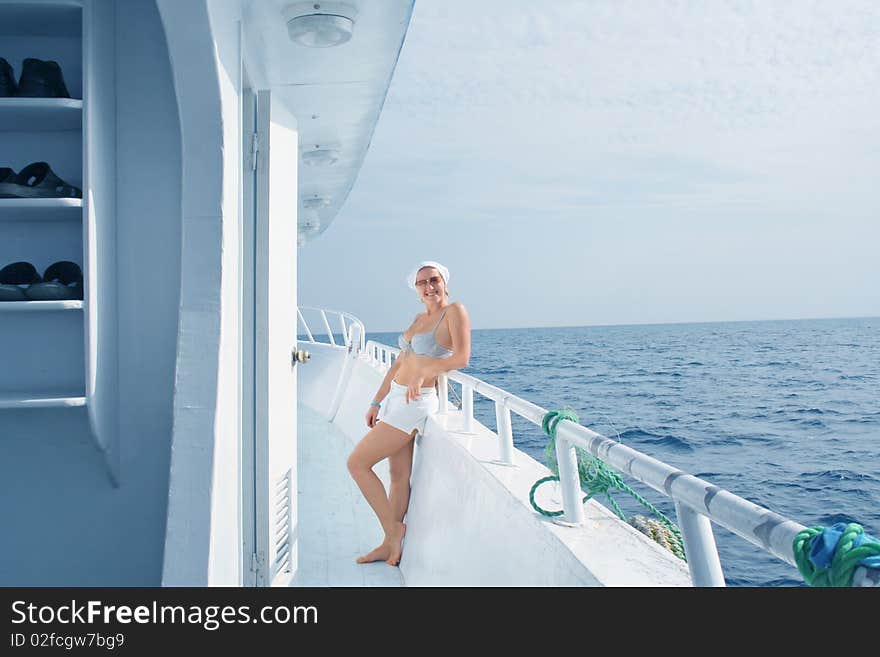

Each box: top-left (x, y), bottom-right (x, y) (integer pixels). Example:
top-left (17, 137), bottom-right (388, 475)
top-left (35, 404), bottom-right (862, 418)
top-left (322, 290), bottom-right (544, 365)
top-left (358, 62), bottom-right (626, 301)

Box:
top-left (1, 0), bottom-right (414, 586)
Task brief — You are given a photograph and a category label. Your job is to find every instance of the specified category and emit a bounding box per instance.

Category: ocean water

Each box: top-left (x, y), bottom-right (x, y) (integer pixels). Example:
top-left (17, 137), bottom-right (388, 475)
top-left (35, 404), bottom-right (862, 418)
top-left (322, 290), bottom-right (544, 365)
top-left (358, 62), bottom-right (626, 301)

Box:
top-left (368, 316), bottom-right (880, 587)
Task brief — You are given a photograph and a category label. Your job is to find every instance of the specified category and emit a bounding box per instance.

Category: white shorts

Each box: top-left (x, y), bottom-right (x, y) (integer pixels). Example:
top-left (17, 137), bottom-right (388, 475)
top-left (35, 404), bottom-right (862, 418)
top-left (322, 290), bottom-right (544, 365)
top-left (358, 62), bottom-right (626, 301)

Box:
top-left (377, 380), bottom-right (439, 436)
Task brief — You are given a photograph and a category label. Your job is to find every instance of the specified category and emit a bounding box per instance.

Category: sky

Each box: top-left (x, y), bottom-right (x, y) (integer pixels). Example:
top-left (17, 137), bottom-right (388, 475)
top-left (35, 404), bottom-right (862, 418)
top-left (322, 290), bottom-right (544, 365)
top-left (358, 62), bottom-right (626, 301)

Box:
top-left (298, 0), bottom-right (880, 332)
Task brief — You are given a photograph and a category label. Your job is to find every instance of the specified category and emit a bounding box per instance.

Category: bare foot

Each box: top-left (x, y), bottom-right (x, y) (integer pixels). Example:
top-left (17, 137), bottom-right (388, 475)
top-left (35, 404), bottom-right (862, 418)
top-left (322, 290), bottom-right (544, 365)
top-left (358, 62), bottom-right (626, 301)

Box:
top-left (356, 543), bottom-right (391, 564)
top-left (386, 522), bottom-right (407, 567)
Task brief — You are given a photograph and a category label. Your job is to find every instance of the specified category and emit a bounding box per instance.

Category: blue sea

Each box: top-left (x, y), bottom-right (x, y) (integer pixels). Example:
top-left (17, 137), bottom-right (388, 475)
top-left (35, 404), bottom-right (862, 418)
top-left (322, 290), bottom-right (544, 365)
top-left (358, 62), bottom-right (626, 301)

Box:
top-left (368, 316), bottom-right (880, 587)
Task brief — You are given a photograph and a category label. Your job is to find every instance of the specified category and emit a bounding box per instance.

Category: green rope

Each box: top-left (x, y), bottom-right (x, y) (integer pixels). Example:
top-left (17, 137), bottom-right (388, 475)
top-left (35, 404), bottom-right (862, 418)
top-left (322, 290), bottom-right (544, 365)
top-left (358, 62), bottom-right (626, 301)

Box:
top-left (530, 409), bottom-right (686, 561)
top-left (793, 523), bottom-right (880, 587)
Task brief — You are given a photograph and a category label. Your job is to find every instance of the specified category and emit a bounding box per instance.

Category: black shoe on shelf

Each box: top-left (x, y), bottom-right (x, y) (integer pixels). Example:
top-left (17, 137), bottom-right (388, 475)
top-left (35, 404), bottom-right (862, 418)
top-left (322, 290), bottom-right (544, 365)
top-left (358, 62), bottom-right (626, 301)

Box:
top-left (15, 58), bottom-right (71, 99)
top-left (0, 162), bottom-right (81, 199)
top-left (0, 167), bottom-right (16, 183)
top-left (0, 58), bottom-right (16, 97)
top-left (0, 261), bottom-right (42, 302)
top-left (26, 261), bottom-right (83, 301)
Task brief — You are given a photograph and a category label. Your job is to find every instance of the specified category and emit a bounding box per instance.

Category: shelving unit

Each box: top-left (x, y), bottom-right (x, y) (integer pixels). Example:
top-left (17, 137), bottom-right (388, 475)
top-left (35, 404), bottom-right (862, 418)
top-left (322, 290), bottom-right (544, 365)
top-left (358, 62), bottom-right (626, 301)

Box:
top-left (0, 197), bottom-right (82, 221)
top-left (0, 299), bottom-right (82, 311)
top-left (0, 1), bottom-right (86, 410)
top-left (0, 392), bottom-right (86, 409)
top-left (0, 97), bottom-right (82, 131)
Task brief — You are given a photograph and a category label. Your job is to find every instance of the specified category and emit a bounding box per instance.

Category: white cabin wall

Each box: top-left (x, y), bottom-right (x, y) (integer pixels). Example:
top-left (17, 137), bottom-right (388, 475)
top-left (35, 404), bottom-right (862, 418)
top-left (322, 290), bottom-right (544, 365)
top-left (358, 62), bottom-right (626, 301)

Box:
top-left (156, 0), bottom-right (226, 585)
top-left (205, 0), bottom-right (244, 586)
top-left (114, 0), bottom-right (182, 583)
top-left (157, 0), bottom-right (303, 586)
top-left (157, 0), bottom-right (253, 586)
top-left (84, 0), bottom-right (118, 476)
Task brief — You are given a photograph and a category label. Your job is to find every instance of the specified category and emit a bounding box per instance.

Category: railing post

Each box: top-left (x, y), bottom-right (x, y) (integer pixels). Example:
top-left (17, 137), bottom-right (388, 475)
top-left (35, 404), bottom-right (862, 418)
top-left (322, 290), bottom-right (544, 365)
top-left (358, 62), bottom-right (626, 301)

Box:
top-left (674, 501), bottom-right (725, 587)
top-left (297, 308), bottom-right (315, 342)
top-left (338, 315), bottom-right (348, 348)
top-left (494, 399), bottom-right (514, 465)
top-left (554, 432), bottom-right (586, 526)
top-left (319, 310), bottom-right (336, 346)
top-left (462, 384), bottom-right (474, 433)
top-left (347, 324), bottom-right (361, 355)
top-left (438, 375), bottom-right (449, 415)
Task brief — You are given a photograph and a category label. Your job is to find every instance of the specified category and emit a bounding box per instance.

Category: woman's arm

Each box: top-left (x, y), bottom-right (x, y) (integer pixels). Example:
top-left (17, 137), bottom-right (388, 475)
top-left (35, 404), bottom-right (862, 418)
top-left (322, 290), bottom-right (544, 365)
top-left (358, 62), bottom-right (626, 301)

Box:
top-left (426, 303), bottom-right (471, 374)
top-left (405, 303), bottom-right (471, 401)
top-left (366, 351), bottom-right (406, 427)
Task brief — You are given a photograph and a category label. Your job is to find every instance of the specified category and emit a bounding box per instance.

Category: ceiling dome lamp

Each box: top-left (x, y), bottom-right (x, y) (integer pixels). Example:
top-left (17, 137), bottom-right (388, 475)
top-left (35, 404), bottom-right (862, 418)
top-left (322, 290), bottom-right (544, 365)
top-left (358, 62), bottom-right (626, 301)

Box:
top-left (301, 194), bottom-right (331, 210)
top-left (298, 217), bottom-right (321, 246)
top-left (300, 218), bottom-right (321, 233)
top-left (301, 144), bottom-right (340, 167)
top-left (283, 2), bottom-right (358, 48)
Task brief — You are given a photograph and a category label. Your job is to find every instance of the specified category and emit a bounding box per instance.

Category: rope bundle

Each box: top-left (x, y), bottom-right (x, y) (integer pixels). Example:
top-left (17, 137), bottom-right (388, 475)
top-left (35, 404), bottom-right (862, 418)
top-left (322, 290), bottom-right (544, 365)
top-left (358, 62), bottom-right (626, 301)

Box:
top-left (793, 522), bottom-right (880, 587)
top-left (629, 515), bottom-right (687, 561)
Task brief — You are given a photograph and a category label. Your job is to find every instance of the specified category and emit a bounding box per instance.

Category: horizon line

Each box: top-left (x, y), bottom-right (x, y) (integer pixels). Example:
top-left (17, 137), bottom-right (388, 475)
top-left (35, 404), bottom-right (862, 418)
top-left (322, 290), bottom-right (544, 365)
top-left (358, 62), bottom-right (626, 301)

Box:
top-left (362, 313), bottom-right (879, 334)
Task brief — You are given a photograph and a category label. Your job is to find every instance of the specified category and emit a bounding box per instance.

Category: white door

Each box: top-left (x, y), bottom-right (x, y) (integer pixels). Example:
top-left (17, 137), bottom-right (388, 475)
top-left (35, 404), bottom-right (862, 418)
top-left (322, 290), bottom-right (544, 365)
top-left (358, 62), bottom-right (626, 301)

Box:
top-left (253, 90), bottom-right (298, 586)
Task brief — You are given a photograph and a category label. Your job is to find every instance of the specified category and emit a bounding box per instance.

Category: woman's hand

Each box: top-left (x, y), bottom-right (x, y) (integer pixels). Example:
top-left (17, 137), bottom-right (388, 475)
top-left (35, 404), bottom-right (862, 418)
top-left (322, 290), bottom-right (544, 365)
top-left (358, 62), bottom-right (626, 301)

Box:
top-left (406, 373), bottom-right (427, 403)
top-left (366, 404), bottom-right (379, 428)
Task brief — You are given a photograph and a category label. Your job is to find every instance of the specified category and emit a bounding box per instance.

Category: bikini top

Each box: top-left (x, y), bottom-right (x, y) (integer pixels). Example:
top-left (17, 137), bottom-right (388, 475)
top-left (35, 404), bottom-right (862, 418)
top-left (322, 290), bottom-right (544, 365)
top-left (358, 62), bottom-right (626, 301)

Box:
top-left (398, 308), bottom-right (454, 359)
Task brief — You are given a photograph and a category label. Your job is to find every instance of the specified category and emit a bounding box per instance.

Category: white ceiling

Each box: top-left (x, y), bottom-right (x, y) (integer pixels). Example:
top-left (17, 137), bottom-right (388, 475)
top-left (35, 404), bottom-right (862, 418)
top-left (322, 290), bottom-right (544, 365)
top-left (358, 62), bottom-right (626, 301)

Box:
top-left (242, 0), bottom-right (414, 244)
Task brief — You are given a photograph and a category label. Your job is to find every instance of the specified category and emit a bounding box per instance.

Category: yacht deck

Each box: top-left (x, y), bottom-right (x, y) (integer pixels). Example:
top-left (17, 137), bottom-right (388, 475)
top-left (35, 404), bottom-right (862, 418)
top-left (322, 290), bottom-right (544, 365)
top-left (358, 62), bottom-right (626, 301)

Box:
top-left (292, 403), bottom-right (404, 587)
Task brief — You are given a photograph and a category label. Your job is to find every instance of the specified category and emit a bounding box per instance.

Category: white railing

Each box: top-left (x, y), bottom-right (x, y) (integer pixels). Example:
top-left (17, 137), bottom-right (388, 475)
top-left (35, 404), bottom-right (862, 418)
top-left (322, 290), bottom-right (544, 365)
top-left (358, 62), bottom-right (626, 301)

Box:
top-left (298, 306), bottom-right (365, 354)
top-left (361, 340), bottom-right (878, 588)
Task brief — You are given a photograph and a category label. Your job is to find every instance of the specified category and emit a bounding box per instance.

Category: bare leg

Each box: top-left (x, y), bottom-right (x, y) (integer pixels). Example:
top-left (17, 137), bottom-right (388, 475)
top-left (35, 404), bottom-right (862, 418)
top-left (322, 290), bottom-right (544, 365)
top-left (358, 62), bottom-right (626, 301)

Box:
top-left (389, 433), bottom-right (415, 523)
top-left (355, 431), bottom-right (416, 565)
top-left (347, 422), bottom-right (414, 566)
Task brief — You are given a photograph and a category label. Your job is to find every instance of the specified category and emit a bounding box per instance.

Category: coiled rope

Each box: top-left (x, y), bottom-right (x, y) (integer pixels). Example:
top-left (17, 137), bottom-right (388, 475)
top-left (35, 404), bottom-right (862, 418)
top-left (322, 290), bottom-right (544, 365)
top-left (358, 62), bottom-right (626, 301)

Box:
top-left (530, 409), bottom-right (686, 561)
top-left (793, 522), bottom-right (880, 587)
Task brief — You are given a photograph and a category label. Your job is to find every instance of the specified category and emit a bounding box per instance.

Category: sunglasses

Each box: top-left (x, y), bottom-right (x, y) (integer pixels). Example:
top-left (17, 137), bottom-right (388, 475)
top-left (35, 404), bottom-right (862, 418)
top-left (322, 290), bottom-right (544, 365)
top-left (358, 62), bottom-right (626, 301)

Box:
top-left (415, 275), bottom-right (443, 289)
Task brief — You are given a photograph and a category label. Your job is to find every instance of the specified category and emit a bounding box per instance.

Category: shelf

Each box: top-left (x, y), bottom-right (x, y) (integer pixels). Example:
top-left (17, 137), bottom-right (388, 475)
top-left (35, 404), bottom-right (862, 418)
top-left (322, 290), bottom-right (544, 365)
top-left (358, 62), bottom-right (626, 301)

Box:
top-left (0, 392), bottom-right (86, 409)
top-left (0, 0), bottom-right (90, 420)
top-left (0, 197), bottom-right (82, 221)
top-left (0, 98), bottom-right (82, 131)
top-left (0, 2), bottom-right (82, 37)
top-left (0, 300), bottom-right (82, 311)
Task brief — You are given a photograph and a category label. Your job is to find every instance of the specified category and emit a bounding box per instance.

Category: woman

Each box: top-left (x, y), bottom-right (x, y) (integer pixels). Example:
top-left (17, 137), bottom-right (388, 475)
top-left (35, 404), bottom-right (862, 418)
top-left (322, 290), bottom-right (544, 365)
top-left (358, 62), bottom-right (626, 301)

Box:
top-left (346, 261), bottom-right (471, 567)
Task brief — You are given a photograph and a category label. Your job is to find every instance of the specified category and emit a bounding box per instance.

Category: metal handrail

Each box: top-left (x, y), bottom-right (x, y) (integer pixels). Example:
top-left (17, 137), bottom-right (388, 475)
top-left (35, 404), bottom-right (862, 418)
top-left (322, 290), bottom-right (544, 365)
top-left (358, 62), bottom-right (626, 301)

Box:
top-left (359, 339), bottom-right (833, 587)
top-left (298, 306), bottom-right (365, 353)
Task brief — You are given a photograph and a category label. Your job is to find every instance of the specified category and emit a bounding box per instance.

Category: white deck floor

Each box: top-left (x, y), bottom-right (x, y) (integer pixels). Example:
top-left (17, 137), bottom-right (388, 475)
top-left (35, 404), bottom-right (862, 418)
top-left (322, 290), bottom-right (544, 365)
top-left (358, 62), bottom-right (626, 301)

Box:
top-left (291, 404), bottom-right (404, 587)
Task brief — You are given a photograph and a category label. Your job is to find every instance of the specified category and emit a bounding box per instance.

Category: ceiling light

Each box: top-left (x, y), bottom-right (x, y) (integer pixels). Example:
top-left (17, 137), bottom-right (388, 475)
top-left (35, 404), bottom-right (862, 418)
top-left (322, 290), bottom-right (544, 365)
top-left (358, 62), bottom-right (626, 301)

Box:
top-left (283, 2), bottom-right (357, 48)
top-left (298, 218), bottom-right (321, 246)
top-left (301, 145), bottom-right (340, 167)
top-left (302, 195), bottom-right (331, 209)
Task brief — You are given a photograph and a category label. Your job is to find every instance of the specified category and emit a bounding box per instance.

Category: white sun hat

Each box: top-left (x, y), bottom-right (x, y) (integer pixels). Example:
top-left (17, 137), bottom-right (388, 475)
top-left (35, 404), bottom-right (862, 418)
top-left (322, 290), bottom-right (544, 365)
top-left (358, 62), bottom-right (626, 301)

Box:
top-left (407, 260), bottom-right (450, 290)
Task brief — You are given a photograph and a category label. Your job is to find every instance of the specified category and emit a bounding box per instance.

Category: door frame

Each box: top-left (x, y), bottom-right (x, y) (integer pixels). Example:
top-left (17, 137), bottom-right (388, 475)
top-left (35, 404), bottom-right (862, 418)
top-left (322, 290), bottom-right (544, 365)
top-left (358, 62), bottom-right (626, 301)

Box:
top-left (240, 80), bottom-right (257, 587)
